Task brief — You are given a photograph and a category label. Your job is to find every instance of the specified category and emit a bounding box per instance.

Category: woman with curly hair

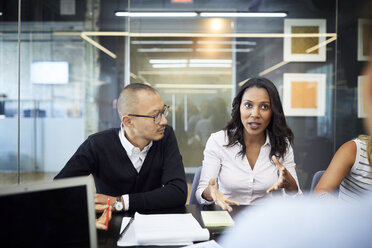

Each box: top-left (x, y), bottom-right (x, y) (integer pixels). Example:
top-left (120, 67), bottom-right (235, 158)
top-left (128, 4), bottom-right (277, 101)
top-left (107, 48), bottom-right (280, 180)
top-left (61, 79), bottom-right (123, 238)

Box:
top-left (196, 77), bottom-right (301, 211)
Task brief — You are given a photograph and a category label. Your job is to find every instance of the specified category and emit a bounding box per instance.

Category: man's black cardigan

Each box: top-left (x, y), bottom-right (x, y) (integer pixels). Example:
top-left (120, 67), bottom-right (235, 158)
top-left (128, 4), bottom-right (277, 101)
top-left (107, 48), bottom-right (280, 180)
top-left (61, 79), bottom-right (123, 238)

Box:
top-left (55, 125), bottom-right (187, 212)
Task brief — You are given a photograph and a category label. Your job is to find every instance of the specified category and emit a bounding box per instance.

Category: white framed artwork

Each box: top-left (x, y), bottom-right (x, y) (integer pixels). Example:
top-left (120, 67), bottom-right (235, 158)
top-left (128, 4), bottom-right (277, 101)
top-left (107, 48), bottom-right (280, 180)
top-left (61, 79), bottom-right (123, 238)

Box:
top-left (358, 75), bottom-right (367, 118)
top-left (283, 19), bottom-right (326, 62)
top-left (283, 73), bottom-right (326, 116)
top-left (358, 19), bottom-right (372, 61)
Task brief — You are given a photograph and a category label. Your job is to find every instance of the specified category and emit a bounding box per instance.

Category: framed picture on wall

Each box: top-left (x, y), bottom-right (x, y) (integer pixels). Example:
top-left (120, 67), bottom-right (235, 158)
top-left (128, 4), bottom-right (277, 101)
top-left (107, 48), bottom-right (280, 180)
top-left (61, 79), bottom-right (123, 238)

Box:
top-left (358, 75), bottom-right (367, 118)
top-left (283, 19), bottom-right (326, 62)
top-left (357, 19), bottom-right (372, 61)
top-left (283, 73), bottom-right (326, 116)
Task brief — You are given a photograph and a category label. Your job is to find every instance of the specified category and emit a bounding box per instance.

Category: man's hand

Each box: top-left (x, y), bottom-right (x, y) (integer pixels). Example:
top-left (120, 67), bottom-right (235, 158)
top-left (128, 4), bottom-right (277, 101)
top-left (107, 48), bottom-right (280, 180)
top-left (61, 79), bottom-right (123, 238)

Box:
top-left (95, 205), bottom-right (112, 230)
top-left (95, 193), bottom-right (117, 213)
top-left (267, 156), bottom-right (298, 194)
top-left (208, 178), bottom-right (240, 212)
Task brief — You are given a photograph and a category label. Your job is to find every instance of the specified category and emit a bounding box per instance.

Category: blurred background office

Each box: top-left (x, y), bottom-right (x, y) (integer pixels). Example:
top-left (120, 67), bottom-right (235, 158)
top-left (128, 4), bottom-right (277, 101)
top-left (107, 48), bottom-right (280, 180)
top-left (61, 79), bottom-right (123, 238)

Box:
top-left (0, 0), bottom-right (369, 196)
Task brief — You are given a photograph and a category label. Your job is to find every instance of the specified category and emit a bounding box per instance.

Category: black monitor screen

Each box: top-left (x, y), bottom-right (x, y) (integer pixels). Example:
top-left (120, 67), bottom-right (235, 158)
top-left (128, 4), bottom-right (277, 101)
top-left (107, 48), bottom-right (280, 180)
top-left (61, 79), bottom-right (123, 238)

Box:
top-left (0, 185), bottom-right (91, 248)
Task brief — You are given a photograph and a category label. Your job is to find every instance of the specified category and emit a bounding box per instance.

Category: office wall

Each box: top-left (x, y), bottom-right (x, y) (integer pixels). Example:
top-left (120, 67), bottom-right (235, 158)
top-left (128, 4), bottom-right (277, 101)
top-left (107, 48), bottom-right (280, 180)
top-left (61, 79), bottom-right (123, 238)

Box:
top-left (0, 118), bottom-right (83, 172)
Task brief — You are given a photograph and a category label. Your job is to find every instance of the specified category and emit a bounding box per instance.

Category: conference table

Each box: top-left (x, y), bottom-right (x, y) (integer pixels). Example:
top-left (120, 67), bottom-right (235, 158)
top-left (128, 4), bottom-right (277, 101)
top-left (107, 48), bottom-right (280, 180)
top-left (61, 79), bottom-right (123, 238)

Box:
top-left (97, 204), bottom-right (249, 248)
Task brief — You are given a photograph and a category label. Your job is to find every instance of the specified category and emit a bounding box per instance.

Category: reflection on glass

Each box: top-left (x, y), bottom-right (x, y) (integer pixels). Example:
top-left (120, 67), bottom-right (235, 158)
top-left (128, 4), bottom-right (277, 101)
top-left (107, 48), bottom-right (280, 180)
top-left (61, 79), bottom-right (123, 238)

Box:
top-left (2, 0), bottom-right (369, 193)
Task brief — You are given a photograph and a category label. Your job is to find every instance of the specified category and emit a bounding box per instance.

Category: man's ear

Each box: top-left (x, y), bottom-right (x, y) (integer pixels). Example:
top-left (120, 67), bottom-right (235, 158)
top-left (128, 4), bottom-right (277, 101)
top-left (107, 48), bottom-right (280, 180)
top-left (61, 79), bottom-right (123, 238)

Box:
top-left (122, 115), bottom-right (133, 128)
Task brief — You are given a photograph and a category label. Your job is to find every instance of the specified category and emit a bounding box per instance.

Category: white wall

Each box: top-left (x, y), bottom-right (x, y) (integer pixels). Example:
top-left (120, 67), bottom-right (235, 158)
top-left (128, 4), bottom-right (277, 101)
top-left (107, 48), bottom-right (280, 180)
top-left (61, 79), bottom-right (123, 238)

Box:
top-left (0, 118), bottom-right (84, 172)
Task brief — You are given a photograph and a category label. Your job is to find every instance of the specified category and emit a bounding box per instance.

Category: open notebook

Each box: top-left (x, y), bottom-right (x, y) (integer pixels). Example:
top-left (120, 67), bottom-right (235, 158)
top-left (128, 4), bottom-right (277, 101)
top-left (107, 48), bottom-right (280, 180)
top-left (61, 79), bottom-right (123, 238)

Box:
top-left (117, 212), bottom-right (210, 246)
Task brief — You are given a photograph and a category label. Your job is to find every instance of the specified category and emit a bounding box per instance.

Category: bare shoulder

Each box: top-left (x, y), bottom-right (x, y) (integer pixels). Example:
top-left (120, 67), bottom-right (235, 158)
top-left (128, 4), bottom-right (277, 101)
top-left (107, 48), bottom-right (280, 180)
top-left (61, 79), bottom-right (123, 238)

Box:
top-left (334, 140), bottom-right (357, 165)
top-left (314, 140), bottom-right (357, 192)
top-left (338, 140), bottom-right (357, 155)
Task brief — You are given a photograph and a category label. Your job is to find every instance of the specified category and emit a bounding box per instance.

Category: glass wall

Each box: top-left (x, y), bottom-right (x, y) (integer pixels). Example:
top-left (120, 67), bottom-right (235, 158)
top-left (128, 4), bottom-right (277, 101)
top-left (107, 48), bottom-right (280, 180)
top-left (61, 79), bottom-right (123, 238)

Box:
top-left (0, 0), bottom-right (370, 190)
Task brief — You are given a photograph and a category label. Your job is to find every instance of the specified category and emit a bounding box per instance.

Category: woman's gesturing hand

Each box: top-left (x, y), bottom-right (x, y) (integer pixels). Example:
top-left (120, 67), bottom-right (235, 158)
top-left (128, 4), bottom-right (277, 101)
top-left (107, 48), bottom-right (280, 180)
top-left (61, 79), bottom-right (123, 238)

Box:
top-left (267, 156), bottom-right (298, 194)
top-left (207, 178), bottom-right (240, 212)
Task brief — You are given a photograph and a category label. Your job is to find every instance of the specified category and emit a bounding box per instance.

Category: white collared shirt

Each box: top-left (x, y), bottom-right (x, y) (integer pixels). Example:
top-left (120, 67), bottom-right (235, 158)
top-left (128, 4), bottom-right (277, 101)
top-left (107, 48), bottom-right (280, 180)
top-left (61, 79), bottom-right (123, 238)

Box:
top-left (196, 130), bottom-right (301, 205)
top-left (118, 124), bottom-right (153, 210)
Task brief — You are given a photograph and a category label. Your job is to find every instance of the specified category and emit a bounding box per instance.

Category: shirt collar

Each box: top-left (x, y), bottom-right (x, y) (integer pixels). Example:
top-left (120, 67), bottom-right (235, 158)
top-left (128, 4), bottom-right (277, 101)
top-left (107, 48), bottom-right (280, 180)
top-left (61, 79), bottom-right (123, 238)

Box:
top-left (263, 131), bottom-right (271, 147)
top-left (224, 129), bottom-right (271, 150)
top-left (120, 124), bottom-right (153, 155)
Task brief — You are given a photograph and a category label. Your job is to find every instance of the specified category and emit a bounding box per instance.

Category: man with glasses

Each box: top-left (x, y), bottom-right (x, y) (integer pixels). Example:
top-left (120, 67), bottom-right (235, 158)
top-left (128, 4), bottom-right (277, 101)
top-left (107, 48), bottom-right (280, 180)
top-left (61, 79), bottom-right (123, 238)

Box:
top-left (55, 83), bottom-right (187, 219)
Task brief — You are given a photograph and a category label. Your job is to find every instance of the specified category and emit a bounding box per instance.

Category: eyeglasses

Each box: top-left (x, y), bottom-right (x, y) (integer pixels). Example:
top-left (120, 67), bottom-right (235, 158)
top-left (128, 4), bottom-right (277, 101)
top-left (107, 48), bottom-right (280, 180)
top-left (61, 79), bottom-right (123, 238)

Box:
top-left (128, 105), bottom-right (169, 125)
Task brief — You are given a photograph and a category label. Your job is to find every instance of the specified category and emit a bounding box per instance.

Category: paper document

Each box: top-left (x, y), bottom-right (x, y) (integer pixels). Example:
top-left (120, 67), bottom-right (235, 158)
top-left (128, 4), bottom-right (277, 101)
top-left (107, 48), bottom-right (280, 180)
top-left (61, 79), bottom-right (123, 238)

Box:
top-left (182, 240), bottom-right (224, 248)
top-left (201, 211), bottom-right (234, 227)
top-left (117, 212), bottom-right (210, 247)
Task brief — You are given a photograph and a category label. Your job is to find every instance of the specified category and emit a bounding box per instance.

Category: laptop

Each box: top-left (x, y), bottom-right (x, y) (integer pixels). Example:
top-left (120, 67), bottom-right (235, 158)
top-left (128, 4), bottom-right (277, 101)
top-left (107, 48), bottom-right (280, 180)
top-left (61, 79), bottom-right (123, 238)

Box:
top-left (0, 176), bottom-right (97, 248)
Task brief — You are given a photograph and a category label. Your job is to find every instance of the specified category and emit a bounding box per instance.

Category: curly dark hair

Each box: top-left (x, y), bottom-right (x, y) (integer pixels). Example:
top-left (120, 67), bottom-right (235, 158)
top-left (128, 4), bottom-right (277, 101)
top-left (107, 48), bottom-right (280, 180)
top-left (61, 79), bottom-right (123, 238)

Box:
top-left (224, 77), bottom-right (294, 159)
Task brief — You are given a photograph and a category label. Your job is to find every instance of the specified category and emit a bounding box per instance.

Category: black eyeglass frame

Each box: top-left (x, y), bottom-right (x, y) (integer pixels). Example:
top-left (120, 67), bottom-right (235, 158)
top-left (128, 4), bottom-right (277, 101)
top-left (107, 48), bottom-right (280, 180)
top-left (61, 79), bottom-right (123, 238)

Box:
top-left (127, 105), bottom-right (169, 124)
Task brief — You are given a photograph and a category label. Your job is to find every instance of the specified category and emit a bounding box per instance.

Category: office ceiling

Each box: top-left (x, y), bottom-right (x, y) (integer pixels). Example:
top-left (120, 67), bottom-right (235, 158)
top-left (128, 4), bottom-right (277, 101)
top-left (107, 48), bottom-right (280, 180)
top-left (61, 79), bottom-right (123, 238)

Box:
top-left (0, 0), bottom-right (337, 88)
top-left (0, 0), bottom-right (335, 24)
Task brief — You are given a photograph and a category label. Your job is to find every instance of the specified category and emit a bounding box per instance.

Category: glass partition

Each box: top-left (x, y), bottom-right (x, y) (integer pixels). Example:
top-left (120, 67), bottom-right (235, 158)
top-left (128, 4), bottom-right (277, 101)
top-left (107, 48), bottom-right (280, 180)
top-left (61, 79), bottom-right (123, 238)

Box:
top-left (0, 2), bottom-right (18, 185)
top-left (126, 0), bottom-right (338, 189)
top-left (0, 0), bottom-right (370, 191)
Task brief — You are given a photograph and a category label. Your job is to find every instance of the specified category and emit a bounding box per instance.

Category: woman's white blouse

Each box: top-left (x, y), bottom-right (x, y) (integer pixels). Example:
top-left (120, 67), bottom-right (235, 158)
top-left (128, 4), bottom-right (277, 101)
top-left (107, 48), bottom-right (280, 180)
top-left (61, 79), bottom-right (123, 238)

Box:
top-left (196, 130), bottom-right (301, 205)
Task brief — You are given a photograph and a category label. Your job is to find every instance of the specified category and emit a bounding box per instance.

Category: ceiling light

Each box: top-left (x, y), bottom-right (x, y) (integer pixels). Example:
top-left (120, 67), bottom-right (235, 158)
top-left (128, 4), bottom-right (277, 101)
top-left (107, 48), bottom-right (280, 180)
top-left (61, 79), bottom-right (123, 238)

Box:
top-left (196, 48), bottom-right (253, 52)
top-left (189, 63), bottom-right (231, 68)
top-left (197, 40), bottom-right (256, 45)
top-left (152, 64), bottom-right (187, 68)
top-left (149, 59), bottom-right (188, 64)
top-left (171, 0), bottom-right (193, 3)
top-left (200, 12), bottom-right (287, 18)
top-left (163, 89), bottom-right (218, 94)
top-left (132, 40), bottom-right (193, 45)
top-left (115, 11), bottom-right (197, 17)
top-left (210, 19), bottom-right (224, 31)
top-left (137, 48), bottom-right (193, 53)
top-left (155, 84), bottom-right (232, 89)
top-left (139, 70), bottom-right (231, 76)
top-left (189, 59), bottom-right (232, 63)
top-left (0, 12), bottom-right (2, 16)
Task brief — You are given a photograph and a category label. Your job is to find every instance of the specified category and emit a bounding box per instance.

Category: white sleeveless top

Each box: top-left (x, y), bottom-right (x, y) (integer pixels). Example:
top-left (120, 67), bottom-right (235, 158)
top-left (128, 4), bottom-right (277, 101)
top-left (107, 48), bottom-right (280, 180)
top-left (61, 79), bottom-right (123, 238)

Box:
top-left (338, 138), bottom-right (372, 201)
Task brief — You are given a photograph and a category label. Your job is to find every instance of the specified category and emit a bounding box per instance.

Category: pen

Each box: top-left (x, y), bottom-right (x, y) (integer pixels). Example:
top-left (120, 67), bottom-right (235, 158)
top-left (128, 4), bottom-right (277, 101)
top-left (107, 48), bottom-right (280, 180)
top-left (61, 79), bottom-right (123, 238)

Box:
top-left (120, 215), bottom-right (134, 236)
top-left (105, 199), bottom-right (110, 229)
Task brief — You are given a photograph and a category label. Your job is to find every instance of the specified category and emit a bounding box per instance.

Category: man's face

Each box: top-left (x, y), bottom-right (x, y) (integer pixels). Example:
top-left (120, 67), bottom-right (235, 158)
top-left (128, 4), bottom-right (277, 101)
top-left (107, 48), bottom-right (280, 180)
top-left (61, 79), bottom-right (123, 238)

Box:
top-left (129, 90), bottom-right (168, 143)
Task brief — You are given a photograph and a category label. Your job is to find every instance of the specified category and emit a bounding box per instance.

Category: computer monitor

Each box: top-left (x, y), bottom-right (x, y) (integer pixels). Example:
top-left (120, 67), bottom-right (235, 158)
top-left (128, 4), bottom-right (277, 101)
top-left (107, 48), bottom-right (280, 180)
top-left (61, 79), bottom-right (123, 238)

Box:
top-left (0, 176), bottom-right (97, 248)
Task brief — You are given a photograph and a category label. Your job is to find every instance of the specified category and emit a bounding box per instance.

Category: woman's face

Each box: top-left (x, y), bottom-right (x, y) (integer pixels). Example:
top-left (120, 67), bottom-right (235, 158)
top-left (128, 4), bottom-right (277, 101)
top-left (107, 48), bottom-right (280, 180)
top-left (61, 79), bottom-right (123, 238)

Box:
top-left (240, 87), bottom-right (272, 138)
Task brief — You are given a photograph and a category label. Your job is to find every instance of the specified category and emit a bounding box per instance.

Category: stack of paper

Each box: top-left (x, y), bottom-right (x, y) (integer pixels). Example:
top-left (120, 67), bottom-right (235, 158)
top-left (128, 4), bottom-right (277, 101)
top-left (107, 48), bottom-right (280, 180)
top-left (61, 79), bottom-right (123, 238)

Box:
top-left (201, 211), bottom-right (234, 231)
top-left (117, 212), bottom-right (210, 247)
top-left (182, 240), bottom-right (224, 248)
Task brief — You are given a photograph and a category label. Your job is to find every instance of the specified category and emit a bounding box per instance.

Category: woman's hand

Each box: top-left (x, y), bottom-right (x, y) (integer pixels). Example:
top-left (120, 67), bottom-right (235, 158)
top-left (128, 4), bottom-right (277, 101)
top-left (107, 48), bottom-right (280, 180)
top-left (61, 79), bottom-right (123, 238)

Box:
top-left (204, 178), bottom-right (240, 212)
top-left (267, 156), bottom-right (298, 194)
